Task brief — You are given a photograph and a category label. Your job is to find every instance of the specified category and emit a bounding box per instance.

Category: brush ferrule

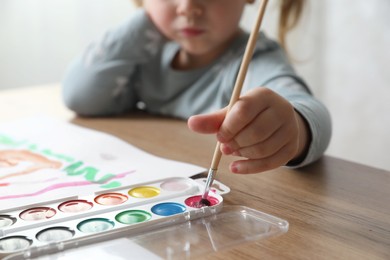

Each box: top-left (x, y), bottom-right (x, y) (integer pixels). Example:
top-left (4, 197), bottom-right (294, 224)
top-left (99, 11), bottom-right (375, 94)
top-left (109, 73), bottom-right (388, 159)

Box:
top-left (202, 168), bottom-right (217, 199)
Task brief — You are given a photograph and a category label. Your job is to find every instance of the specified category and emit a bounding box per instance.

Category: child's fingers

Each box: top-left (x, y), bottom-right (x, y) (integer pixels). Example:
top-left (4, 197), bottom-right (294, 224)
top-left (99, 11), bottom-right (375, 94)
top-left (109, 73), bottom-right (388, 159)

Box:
top-left (187, 107), bottom-right (227, 134)
top-left (229, 144), bottom-right (296, 174)
top-left (229, 106), bottom-right (282, 149)
top-left (232, 124), bottom-right (298, 159)
top-left (217, 91), bottom-right (268, 142)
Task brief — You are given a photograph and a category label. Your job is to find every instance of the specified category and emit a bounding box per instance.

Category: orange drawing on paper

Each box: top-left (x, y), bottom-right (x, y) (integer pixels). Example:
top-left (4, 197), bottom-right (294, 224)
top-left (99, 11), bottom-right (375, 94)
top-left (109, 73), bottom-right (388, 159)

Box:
top-left (0, 149), bottom-right (62, 181)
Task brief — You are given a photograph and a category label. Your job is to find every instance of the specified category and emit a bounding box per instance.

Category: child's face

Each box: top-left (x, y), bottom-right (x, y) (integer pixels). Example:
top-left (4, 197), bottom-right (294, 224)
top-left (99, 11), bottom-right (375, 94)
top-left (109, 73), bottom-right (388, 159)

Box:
top-left (144, 0), bottom-right (248, 57)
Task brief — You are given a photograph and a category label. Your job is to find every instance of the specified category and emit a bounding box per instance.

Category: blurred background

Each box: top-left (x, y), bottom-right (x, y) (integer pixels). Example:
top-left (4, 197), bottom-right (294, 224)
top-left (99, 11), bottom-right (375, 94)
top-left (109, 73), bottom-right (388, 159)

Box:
top-left (1, 0), bottom-right (389, 170)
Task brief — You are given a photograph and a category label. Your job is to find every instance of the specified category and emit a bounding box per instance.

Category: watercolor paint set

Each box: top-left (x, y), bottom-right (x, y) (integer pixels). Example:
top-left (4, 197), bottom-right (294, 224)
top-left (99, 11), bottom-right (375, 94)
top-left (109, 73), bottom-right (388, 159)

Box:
top-left (0, 177), bottom-right (228, 258)
top-left (0, 176), bottom-right (288, 259)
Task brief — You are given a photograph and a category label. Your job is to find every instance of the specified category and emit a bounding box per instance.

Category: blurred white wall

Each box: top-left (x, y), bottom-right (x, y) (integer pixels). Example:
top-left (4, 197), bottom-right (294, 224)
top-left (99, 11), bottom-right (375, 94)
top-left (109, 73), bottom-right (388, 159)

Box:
top-left (1, 0), bottom-right (389, 171)
top-left (0, 0), bottom-right (134, 89)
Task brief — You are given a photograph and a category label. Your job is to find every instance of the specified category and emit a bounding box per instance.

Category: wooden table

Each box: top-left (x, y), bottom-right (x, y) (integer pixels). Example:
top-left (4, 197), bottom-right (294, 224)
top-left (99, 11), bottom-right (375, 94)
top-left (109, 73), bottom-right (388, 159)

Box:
top-left (1, 84), bottom-right (389, 259)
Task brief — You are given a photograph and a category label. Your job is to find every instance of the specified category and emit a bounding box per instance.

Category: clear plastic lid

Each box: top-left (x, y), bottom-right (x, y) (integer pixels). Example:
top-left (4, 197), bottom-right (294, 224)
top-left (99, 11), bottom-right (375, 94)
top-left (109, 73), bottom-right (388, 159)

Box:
top-left (129, 205), bottom-right (289, 259)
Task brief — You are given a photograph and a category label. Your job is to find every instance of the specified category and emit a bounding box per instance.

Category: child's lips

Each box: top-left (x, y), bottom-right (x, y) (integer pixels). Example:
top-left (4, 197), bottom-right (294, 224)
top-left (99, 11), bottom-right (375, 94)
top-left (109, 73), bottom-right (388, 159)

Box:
top-left (180, 27), bottom-right (205, 37)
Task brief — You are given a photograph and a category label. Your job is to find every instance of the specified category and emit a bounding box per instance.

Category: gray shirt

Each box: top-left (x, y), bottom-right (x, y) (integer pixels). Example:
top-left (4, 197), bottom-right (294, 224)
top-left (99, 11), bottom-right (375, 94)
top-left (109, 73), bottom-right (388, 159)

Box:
top-left (62, 9), bottom-right (331, 168)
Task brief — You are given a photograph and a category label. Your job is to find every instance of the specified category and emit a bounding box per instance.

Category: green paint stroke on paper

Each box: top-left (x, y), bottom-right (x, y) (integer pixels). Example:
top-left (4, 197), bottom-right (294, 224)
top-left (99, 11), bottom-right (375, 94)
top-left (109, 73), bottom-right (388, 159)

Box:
top-left (64, 161), bottom-right (117, 185)
top-left (100, 181), bottom-right (121, 189)
top-left (0, 134), bottom-right (27, 147)
top-left (28, 144), bottom-right (39, 151)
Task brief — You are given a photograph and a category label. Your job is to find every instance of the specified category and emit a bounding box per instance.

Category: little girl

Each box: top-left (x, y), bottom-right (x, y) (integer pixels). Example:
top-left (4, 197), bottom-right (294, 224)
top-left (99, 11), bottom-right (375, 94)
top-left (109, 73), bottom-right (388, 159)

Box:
top-left (62, 0), bottom-right (331, 174)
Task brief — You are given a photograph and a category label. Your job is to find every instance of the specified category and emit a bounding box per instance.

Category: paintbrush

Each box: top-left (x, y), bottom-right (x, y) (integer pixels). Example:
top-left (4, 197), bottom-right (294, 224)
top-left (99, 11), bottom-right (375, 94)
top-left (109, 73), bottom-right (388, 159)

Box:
top-left (199, 0), bottom-right (269, 207)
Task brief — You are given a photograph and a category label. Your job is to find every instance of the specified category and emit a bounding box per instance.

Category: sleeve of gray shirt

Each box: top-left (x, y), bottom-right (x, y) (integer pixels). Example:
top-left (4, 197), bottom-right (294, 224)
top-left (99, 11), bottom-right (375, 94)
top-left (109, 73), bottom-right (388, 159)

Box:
top-left (62, 9), bottom-right (164, 116)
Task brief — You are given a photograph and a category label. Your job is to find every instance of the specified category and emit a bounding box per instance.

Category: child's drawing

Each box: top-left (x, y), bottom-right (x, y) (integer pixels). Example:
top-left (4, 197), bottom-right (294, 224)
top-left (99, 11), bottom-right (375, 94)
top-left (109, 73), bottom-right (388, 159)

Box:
top-left (0, 117), bottom-right (204, 210)
top-left (0, 148), bottom-right (136, 200)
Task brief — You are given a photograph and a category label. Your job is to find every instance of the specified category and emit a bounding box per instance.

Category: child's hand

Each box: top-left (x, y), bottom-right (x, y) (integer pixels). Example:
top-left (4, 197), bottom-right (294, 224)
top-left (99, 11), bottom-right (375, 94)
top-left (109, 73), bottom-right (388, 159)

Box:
top-left (188, 87), bottom-right (310, 174)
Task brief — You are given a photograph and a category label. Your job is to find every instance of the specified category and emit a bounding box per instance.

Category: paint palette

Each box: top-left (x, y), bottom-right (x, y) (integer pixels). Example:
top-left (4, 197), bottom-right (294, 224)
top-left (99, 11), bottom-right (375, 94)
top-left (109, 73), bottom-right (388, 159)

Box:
top-left (0, 177), bottom-right (225, 259)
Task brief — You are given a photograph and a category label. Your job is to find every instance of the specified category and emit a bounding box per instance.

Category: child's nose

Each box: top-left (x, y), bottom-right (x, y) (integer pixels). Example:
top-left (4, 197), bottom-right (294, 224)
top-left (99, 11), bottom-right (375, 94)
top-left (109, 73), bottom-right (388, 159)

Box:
top-left (176, 0), bottom-right (203, 17)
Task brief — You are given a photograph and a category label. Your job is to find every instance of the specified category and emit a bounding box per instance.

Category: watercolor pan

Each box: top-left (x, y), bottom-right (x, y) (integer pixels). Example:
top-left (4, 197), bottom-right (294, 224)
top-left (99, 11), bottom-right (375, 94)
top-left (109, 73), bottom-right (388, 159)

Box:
top-left (0, 177), bottom-right (225, 258)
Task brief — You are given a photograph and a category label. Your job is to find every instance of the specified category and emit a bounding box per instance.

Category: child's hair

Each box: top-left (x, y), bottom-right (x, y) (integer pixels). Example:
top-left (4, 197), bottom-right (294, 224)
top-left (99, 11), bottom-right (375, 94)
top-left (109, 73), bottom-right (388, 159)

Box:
top-left (132, 0), bottom-right (142, 7)
top-left (131, 0), bottom-right (305, 51)
top-left (279, 0), bottom-right (305, 51)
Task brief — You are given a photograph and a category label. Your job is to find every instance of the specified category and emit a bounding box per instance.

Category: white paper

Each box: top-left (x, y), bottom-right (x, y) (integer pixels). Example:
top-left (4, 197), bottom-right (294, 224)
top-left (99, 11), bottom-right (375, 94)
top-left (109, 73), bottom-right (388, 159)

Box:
top-left (0, 116), bottom-right (205, 210)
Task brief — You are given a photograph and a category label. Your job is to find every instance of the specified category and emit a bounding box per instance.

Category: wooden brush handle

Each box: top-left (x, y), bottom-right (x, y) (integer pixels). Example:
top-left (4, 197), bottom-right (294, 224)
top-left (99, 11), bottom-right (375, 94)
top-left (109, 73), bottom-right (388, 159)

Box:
top-left (210, 0), bottom-right (269, 170)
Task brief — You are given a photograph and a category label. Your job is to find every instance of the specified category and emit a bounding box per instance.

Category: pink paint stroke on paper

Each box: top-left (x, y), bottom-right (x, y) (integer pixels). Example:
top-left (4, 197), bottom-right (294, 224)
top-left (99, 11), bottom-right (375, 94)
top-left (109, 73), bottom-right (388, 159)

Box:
top-left (0, 170), bottom-right (135, 200)
top-left (0, 177), bottom-right (58, 187)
